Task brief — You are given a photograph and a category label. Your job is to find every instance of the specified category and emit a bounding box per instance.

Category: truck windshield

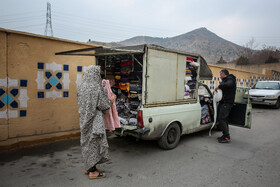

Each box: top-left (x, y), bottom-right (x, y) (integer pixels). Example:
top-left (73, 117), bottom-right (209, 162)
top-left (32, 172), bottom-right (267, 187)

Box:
top-left (252, 82), bottom-right (280, 90)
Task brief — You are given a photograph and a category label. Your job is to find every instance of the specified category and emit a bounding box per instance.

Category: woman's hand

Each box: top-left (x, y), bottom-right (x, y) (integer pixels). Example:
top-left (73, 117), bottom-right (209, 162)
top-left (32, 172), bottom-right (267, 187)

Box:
top-left (109, 95), bottom-right (116, 103)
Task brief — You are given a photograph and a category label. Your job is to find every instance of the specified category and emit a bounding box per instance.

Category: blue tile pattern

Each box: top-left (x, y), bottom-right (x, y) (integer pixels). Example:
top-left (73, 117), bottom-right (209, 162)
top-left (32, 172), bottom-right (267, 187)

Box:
top-left (63, 91), bottom-right (69, 97)
top-left (10, 100), bottom-right (18, 108)
top-left (20, 110), bottom-right (26, 117)
top-left (45, 72), bottom-right (52, 79)
top-left (38, 92), bottom-right (44, 98)
top-left (20, 80), bottom-right (28, 87)
top-left (0, 100), bottom-right (4, 109)
top-left (56, 83), bottom-right (62, 90)
top-left (49, 76), bottom-right (58, 86)
top-left (77, 66), bottom-right (82, 72)
top-left (0, 88), bottom-right (5, 96)
top-left (45, 83), bottom-right (52, 90)
top-left (10, 89), bottom-right (18, 97)
top-left (1, 77), bottom-right (29, 119)
top-left (2, 94), bottom-right (13, 104)
top-left (210, 81), bottom-right (214, 89)
top-left (37, 62), bottom-right (70, 99)
top-left (38, 62), bottom-right (44, 69)
top-left (56, 72), bottom-right (62, 79)
top-left (63, 65), bottom-right (69, 71)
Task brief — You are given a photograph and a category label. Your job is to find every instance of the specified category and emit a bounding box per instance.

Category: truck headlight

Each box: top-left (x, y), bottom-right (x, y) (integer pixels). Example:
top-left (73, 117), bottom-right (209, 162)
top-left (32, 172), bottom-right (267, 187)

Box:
top-left (265, 95), bottom-right (276, 99)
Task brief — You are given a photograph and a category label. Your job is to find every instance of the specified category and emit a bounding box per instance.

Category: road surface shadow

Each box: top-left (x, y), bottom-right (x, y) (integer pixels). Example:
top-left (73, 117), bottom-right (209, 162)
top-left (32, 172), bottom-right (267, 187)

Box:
top-left (252, 104), bottom-right (278, 110)
top-left (0, 139), bottom-right (80, 162)
top-left (0, 129), bottom-right (212, 162)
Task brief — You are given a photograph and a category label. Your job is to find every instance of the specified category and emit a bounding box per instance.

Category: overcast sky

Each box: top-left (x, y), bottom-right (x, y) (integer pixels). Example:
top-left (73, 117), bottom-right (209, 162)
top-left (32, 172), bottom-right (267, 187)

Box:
top-left (1, 0), bottom-right (280, 48)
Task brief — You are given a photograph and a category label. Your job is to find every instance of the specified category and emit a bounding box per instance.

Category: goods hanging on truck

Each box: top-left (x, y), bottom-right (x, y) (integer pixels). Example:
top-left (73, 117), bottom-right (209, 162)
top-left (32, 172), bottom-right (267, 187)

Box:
top-left (96, 54), bottom-right (144, 128)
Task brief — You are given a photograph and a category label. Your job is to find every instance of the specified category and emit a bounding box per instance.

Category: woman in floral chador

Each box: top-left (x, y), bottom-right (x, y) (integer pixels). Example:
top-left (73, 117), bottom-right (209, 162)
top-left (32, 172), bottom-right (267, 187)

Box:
top-left (77, 65), bottom-right (111, 179)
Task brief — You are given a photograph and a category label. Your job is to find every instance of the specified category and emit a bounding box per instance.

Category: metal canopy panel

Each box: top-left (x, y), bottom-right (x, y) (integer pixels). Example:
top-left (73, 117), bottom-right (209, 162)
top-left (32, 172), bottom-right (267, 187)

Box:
top-left (199, 57), bottom-right (213, 80)
top-left (55, 46), bottom-right (102, 56)
top-left (93, 45), bottom-right (145, 56)
top-left (55, 45), bottom-right (145, 56)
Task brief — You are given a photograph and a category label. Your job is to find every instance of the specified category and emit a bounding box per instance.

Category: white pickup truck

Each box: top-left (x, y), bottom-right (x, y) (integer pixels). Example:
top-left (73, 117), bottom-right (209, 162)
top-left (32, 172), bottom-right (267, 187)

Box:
top-left (249, 81), bottom-right (280, 109)
top-left (56, 44), bottom-right (252, 149)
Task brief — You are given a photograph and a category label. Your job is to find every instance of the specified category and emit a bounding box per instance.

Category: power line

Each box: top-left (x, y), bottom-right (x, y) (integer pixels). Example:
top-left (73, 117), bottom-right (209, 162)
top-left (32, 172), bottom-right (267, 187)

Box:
top-left (0, 16), bottom-right (45, 24)
top-left (53, 18), bottom-right (154, 37)
top-left (0, 10), bottom-right (44, 18)
top-left (52, 10), bottom-right (171, 33)
top-left (9, 24), bottom-right (45, 30)
top-left (54, 26), bottom-right (124, 41)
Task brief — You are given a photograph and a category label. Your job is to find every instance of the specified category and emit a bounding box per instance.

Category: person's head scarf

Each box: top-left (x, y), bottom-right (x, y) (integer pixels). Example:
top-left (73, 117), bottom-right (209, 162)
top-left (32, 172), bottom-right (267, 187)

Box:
top-left (77, 65), bottom-right (111, 133)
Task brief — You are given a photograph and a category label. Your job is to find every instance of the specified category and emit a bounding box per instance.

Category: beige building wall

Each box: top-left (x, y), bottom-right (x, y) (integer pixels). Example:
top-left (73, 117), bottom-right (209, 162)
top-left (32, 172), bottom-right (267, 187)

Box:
top-left (0, 30), bottom-right (8, 141)
top-left (203, 64), bottom-right (280, 90)
top-left (218, 63), bottom-right (280, 74)
top-left (0, 28), bottom-right (97, 150)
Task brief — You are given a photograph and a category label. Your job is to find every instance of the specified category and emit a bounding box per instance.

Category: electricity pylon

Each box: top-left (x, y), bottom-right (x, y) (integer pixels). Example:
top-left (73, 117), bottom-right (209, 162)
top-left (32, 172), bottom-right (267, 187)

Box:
top-left (44, 2), bottom-right (53, 36)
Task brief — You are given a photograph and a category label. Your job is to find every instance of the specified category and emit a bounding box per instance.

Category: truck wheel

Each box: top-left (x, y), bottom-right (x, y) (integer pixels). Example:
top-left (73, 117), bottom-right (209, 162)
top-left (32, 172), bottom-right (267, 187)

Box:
top-left (158, 122), bottom-right (181, 150)
top-left (273, 98), bottom-right (280, 109)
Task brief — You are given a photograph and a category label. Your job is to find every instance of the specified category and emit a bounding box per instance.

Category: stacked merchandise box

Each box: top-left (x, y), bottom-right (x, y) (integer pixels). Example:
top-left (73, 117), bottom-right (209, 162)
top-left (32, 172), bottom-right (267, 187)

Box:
top-left (97, 54), bottom-right (143, 127)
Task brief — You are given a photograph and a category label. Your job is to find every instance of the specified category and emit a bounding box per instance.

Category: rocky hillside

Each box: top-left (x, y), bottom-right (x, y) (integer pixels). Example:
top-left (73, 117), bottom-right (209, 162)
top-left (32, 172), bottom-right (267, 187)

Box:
top-left (118, 27), bottom-right (243, 64)
top-left (88, 27), bottom-right (244, 64)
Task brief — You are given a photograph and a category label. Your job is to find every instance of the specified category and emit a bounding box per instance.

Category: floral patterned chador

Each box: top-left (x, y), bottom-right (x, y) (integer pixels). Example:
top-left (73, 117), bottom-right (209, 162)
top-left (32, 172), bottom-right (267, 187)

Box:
top-left (77, 65), bottom-right (111, 169)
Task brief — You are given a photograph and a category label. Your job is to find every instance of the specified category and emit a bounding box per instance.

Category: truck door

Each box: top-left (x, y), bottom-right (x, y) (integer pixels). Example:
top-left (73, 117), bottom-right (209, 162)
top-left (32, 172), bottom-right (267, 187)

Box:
top-left (229, 87), bottom-right (252, 128)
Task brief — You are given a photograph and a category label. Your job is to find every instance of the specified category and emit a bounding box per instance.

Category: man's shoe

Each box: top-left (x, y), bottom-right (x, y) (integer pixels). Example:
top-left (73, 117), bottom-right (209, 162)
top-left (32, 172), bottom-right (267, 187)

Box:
top-left (217, 135), bottom-right (225, 141)
top-left (217, 135), bottom-right (230, 141)
top-left (218, 136), bottom-right (230, 143)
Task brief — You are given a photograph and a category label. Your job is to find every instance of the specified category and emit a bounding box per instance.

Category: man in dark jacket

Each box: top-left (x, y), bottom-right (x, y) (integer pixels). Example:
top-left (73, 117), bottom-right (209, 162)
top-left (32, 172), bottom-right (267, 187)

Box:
top-left (214, 69), bottom-right (236, 143)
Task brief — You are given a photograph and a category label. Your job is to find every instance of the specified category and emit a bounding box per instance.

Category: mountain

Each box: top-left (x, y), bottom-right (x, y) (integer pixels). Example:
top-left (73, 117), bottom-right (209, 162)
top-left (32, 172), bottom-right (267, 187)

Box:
top-left (118, 27), bottom-right (243, 64)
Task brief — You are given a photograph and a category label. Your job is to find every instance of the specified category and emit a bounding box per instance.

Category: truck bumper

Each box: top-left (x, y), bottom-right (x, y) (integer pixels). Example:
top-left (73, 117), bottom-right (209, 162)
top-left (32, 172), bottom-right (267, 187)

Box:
top-left (251, 99), bottom-right (278, 105)
top-left (114, 127), bottom-right (150, 138)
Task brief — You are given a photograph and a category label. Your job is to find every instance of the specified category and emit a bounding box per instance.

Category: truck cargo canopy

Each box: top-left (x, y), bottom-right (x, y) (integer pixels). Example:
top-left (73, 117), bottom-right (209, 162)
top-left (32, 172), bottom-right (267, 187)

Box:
top-left (55, 44), bottom-right (212, 80)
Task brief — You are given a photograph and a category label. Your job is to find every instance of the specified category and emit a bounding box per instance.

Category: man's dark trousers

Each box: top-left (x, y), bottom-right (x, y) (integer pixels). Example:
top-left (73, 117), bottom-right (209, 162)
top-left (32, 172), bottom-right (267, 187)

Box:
top-left (217, 103), bottom-right (233, 137)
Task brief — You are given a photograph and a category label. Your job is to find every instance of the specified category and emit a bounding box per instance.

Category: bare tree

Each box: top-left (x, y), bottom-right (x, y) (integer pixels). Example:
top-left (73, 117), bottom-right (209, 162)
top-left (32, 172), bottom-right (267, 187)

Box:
top-left (246, 37), bottom-right (259, 49)
top-left (240, 37), bottom-right (258, 59)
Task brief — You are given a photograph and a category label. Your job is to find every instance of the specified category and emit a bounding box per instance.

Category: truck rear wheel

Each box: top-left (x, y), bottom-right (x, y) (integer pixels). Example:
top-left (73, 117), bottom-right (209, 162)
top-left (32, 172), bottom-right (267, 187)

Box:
top-left (158, 122), bottom-right (181, 150)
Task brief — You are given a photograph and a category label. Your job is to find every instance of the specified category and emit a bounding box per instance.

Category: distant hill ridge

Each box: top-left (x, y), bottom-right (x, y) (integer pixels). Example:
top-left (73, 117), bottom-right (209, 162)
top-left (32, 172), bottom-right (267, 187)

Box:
top-left (89, 27), bottom-right (243, 64)
top-left (119, 27), bottom-right (243, 64)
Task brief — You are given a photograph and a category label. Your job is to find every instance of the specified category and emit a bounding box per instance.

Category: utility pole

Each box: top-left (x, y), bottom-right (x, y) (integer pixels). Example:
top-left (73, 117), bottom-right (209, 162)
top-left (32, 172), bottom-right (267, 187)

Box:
top-left (44, 2), bottom-right (54, 36)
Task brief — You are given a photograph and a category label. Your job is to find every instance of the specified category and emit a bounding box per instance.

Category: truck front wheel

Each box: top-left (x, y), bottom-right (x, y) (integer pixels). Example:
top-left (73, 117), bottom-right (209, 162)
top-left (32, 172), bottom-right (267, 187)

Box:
top-left (158, 122), bottom-right (181, 150)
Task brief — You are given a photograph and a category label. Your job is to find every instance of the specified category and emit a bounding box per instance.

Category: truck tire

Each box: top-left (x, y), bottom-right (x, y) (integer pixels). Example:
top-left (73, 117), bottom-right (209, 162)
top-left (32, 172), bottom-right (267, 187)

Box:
top-left (158, 122), bottom-right (181, 150)
top-left (273, 98), bottom-right (280, 109)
